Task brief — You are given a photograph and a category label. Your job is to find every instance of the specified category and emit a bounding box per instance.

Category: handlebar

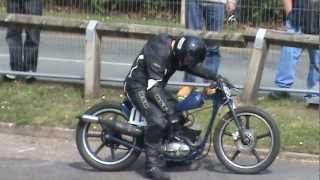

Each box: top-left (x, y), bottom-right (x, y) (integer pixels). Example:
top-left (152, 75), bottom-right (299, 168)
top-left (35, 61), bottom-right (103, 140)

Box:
top-left (209, 75), bottom-right (236, 90)
top-left (218, 75), bottom-right (236, 89)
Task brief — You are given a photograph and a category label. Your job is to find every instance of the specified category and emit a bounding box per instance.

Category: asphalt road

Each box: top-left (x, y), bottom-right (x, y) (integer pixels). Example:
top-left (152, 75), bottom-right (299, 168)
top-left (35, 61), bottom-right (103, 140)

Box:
top-left (0, 29), bottom-right (312, 90)
top-left (0, 133), bottom-right (318, 180)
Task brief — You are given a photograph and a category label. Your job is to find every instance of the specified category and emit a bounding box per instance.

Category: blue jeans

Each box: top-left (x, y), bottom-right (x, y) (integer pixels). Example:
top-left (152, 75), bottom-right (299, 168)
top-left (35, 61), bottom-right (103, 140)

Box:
top-left (184, 1), bottom-right (225, 82)
top-left (275, 20), bottom-right (320, 90)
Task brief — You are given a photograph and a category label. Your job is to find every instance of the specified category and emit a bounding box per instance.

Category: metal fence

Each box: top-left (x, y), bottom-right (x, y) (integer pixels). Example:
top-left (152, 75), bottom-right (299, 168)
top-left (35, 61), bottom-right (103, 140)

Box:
top-left (0, 0), bottom-right (289, 28)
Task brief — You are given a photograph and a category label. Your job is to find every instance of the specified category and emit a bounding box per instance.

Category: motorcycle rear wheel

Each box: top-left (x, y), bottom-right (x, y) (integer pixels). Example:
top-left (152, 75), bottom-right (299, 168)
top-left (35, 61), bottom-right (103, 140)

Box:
top-left (76, 102), bottom-right (142, 171)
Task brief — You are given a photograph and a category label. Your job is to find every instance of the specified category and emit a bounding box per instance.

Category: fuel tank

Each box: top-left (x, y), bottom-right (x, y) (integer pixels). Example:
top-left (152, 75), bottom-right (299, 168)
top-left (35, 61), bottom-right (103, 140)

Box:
top-left (175, 91), bottom-right (204, 112)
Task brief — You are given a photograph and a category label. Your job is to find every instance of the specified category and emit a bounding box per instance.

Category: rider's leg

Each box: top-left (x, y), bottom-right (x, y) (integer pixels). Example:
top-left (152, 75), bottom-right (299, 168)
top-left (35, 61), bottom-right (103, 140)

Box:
top-left (126, 88), bottom-right (170, 180)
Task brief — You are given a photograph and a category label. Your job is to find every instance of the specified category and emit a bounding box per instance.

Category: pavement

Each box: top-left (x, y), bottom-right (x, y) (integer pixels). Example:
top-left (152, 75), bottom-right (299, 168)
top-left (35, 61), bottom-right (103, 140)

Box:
top-left (0, 122), bottom-right (319, 180)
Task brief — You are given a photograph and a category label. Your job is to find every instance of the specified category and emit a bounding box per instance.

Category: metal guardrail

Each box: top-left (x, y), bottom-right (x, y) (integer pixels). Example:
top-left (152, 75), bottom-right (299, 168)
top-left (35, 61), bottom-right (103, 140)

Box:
top-left (0, 14), bottom-right (318, 102)
top-left (102, 77), bottom-right (319, 95)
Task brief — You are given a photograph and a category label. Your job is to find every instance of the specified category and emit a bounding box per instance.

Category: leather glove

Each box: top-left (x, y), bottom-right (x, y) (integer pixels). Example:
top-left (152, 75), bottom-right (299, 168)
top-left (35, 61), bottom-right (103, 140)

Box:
top-left (206, 87), bottom-right (217, 95)
top-left (167, 113), bottom-right (180, 124)
top-left (216, 75), bottom-right (235, 88)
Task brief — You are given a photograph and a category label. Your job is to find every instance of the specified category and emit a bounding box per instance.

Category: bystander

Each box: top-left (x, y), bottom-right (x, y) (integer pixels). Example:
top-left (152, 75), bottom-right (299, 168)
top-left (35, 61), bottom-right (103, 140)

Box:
top-left (5, 0), bottom-right (43, 82)
top-left (177, 0), bottom-right (237, 98)
top-left (269, 0), bottom-right (320, 105)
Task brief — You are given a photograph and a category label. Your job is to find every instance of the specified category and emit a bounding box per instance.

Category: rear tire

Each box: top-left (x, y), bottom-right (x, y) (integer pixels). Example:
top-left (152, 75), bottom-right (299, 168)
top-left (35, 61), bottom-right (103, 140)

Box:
top-left (76, 102), bottom-right (143, 171)
top-left (214, 106), bottom-right (280, 174)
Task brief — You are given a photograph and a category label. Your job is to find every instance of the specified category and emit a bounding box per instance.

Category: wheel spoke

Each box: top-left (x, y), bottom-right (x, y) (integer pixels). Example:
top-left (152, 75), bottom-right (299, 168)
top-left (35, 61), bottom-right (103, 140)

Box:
top-left (257, 132), bottom-right (271, 140)
top-left (230, 150), bottom-right (240, 161)
top-left (94, 142), bottom-right (106, 155)
top-left (245, 115), bottom-right (250, 129)
top-left (110, 113), bottom-right (119, 121)
top-left (223, 130), bottom-right (233, 137)
top-left (252, 149), bottom-right (262, 162)
top-left (117, 146), bottom-right (129, 151)
top-left (110, 147), bottom-right (116, 160)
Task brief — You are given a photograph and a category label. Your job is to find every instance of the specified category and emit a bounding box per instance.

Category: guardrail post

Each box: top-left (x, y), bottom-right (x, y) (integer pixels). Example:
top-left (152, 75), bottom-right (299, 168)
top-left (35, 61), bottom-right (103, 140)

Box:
top-left (242, 28), bottom-right (269, 103)
top-left (85, 20), bottom-right (101, 99)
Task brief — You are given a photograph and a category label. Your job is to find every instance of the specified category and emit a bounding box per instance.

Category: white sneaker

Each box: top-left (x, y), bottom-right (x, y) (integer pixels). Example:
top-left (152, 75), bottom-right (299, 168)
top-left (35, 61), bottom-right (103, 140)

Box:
top-left (305, 85), bottom-right (320, 105)
top-left (305, 95), bottom-right (319, 105)
top-left (4, 74), bottom-right (16, 81)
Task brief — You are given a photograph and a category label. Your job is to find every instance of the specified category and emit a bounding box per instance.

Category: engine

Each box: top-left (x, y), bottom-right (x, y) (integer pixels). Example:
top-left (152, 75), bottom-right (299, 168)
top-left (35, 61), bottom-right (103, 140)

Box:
top-left (162, 138), bottom-right (191, 158)
top-left (162, 122), bottom-right (202, 158)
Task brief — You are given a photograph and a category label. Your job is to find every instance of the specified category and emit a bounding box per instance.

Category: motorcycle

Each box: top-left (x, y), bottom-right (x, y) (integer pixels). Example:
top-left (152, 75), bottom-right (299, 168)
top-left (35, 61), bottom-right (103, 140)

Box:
top-left (76, 77), bottom-right (280, 174)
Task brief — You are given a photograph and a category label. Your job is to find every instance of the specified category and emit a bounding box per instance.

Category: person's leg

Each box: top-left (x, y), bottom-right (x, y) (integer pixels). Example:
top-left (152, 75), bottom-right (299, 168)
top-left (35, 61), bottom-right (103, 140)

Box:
top-left (304, 48), bottom-right (320, 104)
top-left (205, 2), bottom-right (225, 32)
top-left (304, 49), bottom-right (320, 104)
top-left (275, 46), bottom-right (303, 88)
top-left (184, 0), bottom-right (204, 83)
top-left (23, 0), bottom-right (42, 72)
top-left (178, 0), bottom-right (205, 98)
top-left (203, 2), bottom-right (225, 82)
top-left (307, 49), bottom-right (320, 90)
top-left (126, 88), bottom-right (170, 180)
top-left (186, 0), bottom-right (204, 30)
top-left (6, 0), bottom-right (23, 73)
top-left (270, 20), bottom-right (304, 99)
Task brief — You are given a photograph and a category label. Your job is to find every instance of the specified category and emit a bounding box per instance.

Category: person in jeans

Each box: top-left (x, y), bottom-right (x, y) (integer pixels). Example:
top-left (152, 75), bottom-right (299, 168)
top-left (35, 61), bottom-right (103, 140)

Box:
top-left (177, 0), bottom-right (237, 98)
top-left (5, 0), bottom-right (43, 81)
top-left (269, 0), bottom-right (320, 104)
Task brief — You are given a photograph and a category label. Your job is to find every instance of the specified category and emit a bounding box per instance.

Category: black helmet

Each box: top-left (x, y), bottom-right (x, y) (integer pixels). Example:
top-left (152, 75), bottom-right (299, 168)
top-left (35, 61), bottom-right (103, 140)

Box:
top-left (173, 36), bottom-right (207, 69)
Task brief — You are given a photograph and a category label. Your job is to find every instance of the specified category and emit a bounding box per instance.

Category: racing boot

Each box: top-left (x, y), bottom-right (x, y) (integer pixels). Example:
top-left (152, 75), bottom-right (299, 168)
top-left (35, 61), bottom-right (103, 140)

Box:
top-left (145, 144), bottom-right (170, 180)
top-left (146, 167), bottom-right (170, 180)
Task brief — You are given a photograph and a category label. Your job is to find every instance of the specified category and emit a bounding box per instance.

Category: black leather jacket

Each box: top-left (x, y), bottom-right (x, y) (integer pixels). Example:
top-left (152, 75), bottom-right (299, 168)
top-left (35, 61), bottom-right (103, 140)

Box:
top-left (124, 33), bottom-right (219, 117)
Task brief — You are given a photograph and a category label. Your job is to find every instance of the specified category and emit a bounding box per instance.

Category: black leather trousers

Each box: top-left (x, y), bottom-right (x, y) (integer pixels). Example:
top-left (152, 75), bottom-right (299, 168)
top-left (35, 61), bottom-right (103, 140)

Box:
top-left (126, 88), bottom-right (175, 170)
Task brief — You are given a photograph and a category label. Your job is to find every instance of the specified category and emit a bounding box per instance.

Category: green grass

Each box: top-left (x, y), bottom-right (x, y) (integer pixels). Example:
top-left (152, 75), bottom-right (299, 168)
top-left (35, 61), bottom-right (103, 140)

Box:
top-left (255, 97), bottom-right (319, 154)
top-left (191, 96), bottom-right (319, 154)
top-left (0, 81), bottom-right (318, 154)
top-left (0, 81), bottom-right (123, 128)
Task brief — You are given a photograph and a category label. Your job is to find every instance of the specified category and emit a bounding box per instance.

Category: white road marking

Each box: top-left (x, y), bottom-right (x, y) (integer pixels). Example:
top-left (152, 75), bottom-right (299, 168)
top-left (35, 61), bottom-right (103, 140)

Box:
top-left (17, 147), bottom-right (36, 153)
top-left (0, 53), bottom-right (131, 66)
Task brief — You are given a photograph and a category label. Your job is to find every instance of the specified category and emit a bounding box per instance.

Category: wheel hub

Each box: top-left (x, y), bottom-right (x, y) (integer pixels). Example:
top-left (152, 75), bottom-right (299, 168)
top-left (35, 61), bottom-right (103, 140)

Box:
top-left (235, 130), bottom-right (256, 152)
top-left (103, 131), bottom-right (121, 148)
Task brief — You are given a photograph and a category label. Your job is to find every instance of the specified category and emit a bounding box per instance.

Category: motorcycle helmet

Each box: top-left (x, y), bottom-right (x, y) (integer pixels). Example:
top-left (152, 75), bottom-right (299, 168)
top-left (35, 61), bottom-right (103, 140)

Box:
top-left (173, 36), bottom-right (207, 69)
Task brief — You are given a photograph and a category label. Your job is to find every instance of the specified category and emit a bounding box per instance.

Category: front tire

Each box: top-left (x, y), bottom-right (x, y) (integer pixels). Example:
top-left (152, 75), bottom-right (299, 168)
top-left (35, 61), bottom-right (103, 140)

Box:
top-left (214, 106), bottom-right (280, 174)
top-left (76, 102), bottom-right (142, 171)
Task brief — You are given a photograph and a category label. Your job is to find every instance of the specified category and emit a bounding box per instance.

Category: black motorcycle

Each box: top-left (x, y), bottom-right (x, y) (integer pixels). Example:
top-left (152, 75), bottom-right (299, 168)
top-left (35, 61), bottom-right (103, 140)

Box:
top-left (76, 78), bottom-right (280, 174)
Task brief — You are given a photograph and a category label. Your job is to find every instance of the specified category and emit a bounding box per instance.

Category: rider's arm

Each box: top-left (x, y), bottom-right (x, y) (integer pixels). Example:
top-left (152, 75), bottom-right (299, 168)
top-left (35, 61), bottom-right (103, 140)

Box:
top-left (186, 63), bottom-right (221, 81)
top-left (144, 53), bottom-right (177, 120)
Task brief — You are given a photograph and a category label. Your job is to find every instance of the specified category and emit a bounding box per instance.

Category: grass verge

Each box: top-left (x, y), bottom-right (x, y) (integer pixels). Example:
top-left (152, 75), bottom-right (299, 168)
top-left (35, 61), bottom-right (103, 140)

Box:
top-left (0, 80), bottom-right (318, 154)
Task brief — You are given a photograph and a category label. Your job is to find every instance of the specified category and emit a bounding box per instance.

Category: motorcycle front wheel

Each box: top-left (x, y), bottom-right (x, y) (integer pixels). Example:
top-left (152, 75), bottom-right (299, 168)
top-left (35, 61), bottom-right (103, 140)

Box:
top-left (76, 102), bottom-right (143, 171)
top-left (213, 106), bottom-right (280, 174)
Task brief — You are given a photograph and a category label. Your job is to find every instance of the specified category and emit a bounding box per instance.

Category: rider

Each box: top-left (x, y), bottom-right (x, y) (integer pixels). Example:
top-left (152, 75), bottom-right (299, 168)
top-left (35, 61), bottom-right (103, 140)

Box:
top-left (124, 33), bottom-right (224, 180)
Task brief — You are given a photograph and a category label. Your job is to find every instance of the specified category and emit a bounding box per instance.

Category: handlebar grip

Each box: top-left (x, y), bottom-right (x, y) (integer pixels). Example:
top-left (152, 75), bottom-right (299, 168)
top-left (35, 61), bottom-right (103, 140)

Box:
top-left (217, 75), bottom-right (235, 89)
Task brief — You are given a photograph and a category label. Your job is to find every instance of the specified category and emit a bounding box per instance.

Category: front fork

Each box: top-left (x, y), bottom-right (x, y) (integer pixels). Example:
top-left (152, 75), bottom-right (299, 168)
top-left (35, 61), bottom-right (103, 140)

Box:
top-left (226, 100), bottom-right (249, 145)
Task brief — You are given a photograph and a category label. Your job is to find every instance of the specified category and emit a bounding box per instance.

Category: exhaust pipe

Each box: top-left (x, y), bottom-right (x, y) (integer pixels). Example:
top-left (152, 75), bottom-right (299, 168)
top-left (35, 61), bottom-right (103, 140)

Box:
top-left (80, 114), bottom-right (143, 137)
top-left (81, 114), bottom-right (99, 123)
